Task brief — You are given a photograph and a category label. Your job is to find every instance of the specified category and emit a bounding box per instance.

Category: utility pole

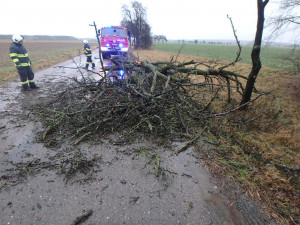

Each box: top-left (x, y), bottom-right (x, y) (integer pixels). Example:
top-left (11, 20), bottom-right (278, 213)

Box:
top-left (89, 21), bottom-right (106, 77)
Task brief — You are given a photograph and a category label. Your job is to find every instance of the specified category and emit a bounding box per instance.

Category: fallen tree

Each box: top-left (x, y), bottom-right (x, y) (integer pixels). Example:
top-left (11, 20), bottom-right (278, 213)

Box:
top-left (33, 52), bottom-right (270, 149)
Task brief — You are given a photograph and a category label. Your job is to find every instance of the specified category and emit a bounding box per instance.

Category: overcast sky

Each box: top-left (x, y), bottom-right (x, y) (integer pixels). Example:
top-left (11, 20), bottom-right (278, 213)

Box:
top-left (0, 0), bottom-right (296, 43)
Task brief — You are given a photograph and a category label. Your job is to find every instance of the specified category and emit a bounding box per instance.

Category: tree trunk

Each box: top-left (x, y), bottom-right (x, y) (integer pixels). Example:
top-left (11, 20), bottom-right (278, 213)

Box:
top-left (240, 0), bottom-right (269, 108)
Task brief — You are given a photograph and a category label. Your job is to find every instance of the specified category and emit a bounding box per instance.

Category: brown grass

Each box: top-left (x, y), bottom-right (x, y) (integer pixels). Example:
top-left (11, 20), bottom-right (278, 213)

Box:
top-left (0, 40), bottom-right (98, 82)
top-left (133, 48), bottom-right (300, 154)
top-left (133, 49), bottom-right (300, 224)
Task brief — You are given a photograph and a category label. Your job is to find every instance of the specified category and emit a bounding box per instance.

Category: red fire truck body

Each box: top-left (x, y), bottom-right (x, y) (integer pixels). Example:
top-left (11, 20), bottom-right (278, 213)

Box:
top-left (99, 26), bottom-right (130, 58)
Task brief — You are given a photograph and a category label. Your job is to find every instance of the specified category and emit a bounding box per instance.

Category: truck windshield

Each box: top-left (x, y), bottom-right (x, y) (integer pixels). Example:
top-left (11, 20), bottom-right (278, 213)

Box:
top-left (101, 28), bottom-right (127, 38)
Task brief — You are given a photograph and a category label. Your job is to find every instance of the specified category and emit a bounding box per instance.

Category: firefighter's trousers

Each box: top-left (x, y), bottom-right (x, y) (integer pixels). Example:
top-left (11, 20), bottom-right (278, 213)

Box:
top-left (17, 66), bottom-right (36, 89)
top-left (85, 56), bottom-right (95, 69)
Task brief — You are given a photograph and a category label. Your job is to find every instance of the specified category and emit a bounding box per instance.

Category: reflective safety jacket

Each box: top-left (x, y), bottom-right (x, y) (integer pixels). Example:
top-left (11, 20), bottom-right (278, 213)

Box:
top-left (83, 43), bottom-right (92, 56)
top-left (9, 42), bottom-right (31, 67)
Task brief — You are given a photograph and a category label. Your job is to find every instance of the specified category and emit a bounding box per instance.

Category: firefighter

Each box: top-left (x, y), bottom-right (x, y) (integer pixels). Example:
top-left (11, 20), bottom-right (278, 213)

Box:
top-left (82, 40), bottom-right (95, 69)
top-left (9, 34), bottom-right (39, 91)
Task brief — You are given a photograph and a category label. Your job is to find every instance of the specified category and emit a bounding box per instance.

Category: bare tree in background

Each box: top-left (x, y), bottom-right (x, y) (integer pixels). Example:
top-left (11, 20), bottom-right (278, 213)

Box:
top-left (240, 0), bottom-right (269, 108)
top-left (266, 0), bottom-right (300, 40)
top-left (121, 1), bottom-right (152, 48)
top-left (267, 0), bottom-right (300, 72)
top-left (153, 35), bottom-right (168, 43)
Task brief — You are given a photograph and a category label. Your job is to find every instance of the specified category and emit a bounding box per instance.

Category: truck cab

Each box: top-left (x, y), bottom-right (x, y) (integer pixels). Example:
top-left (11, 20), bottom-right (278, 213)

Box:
top-left (98, 26), bottom-right (131, 58)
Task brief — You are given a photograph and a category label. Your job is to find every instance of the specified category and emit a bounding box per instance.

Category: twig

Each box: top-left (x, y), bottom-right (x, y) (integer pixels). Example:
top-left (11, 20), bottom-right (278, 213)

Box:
top-left (219, 15), bottom-right (242, 71)
top-left (72, 132), bottom-right (92, 146)
top-left (212, 92), bottom-right (269, 117)
top-left (176, 126), bottom-right (207, 155)
top-left (274, 162), bottom-right (300, 172)
top-left (71, 209), bottom-right (93, 225)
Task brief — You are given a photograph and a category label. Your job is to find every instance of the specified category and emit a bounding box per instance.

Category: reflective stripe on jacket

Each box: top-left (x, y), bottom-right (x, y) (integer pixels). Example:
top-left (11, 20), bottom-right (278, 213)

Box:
top-left (84, 44), bottom-right (92, 56)
top-left (9, 42), bottom-right (31, 67)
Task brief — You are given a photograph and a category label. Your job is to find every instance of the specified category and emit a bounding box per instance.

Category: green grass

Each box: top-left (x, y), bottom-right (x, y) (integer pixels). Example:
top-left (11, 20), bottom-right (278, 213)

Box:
top-left (152, 42), bottom-right (297, 71)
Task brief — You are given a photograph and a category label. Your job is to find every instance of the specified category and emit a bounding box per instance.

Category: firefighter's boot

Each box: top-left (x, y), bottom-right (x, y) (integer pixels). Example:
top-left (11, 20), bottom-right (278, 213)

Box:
top-left (29, 82), bottom-right (39, 89)
top-left (22, 83), bottom-right (32, 91)
top-left (92, 63), bottom-right (95, 69)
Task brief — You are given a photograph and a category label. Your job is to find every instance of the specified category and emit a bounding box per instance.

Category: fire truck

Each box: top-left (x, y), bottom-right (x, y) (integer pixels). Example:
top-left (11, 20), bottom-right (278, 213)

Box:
top-left (98, 26), bottom-right (131, 58)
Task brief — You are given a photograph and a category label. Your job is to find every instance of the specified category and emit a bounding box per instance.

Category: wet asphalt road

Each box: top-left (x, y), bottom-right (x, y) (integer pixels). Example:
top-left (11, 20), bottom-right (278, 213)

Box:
top-left (0, 52), bottom-right (278, 225)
